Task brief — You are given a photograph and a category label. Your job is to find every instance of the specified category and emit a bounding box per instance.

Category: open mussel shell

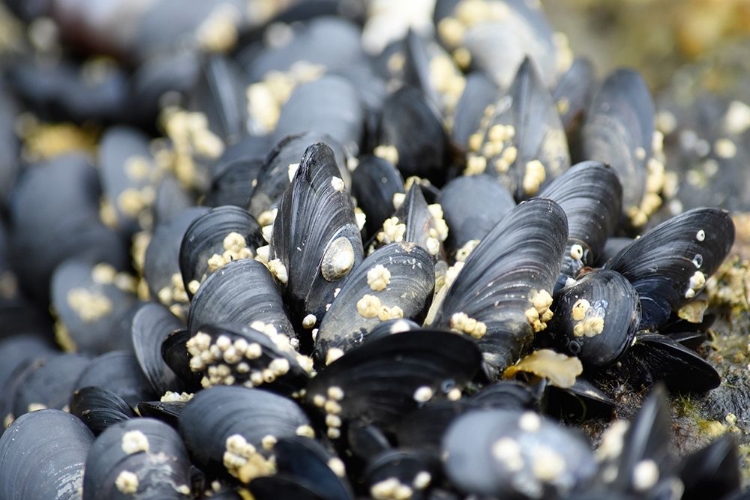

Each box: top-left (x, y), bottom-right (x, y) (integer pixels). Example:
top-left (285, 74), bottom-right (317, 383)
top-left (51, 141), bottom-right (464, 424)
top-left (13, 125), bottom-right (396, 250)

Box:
top-left (539, 161), bottom-right (622, 283)
top-left (305, 330), bottom-right (482, 437)
top-left (70, 386), bottom-right (136, 436)
top-left (0, 410), bottom-right (94, 500)
top-left (98, 126), bottom-right (158, 237)
top-left (442, 408), bottom-right (597, 498)
top-left (144, 207), bottom-right (210, 318)
top-left (471, 58), bottom-right (570, 201)
top-left (179, 205), bottom-right (262, 297)
top-left (51, 258), bottom-right (138, 354)
top-left (376, 86), bottom-right (449, 186)
top-left (184, 323), bottom-right (309, 395)
top-left (610, 334), bottom-right (720, 393)
top-left (188, 259), bottom-right (295, 338)
top-left (248, 436), bottom-right (353, 500)
top-left (604, 207), bottom-right (734, 330)
top-left (73, 351), bottom-right (156, 408)
top-left (432, 199), bottom-right (568, 374)
top-left (314, 242), bottom-right (435, 363)
top-left (179, 386), bottom-right (311, 481)
top-left (248, 132), bottom-right (350, 221)
top-left (580, 69), bottom-right (655, 228)
top-left (547, 270), bottom-right (640, 370)
top-left (438, 174), bottom-right (515, 252)
top-left (350, 155), bottom-right (405, 238)
top-left (273, 75), bottom-right (364, 154)
top-left (83, 418), bottom-right (192, 499)
top-left (11, 353), bottom-right (91, 420)
top-left (205, 157), bottom-right (264, 208)
top-left (132, 303), bottom-right (184, 394)
top-left (679, 435), bottom-right (741, 500)
top-left (363, 449), bottom-right (438, 500)
top-left (270, 142), bottom-right (364, 329)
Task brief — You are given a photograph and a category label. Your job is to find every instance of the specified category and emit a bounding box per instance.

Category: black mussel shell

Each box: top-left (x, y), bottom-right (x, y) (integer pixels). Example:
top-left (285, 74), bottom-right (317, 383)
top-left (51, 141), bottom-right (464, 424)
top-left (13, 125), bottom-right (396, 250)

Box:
top-left (153, 174), bottom-right (194, 226)
top-left (11, 353), bottom-right (91, 420)
top-left (189, 55), bottom-right (248, 145)
top-left (314, 243), bottom-right (435, 364)
top-left (73, 351), bottom-right (156, 408)
top-left (136, 401), bottom-right (186, 429)
top-left (270, 142), bottom-right (364, 329)
top-left (305, 330), bottom-right (482, 437)
top-left (350, 155), bottom-right (405, 239)
top-left (451, 72), bottom-right (500, 152)
top-left (680, 435), bottom-right (741, 500)
top-left (347, 420), bottom-right (393, 461)
top-left (179, 205), bottom-right (262, 297)
top-left (432, 199), bottom-right (568, 374)
top-left (363, 449), bottom-right (438, 500)
top-left (51, 258), bottom-right (138, 354)
top-left (251, 436), bottom-right (353, 500)
top-left (98, 126), bottom-right (158, 237)
top-left (162, 329), bottom-right (202, 391)
top-left (552, 57), bottom-right (596, 140)
top-left (580, 69), bottom-right (656, 228)
top-left (612, 334), bottom-right (720, 393)
top-left (144, 207), bottom-right (210, 319)
top-left (179, 386), bottom-right (311, 482)
top-left (442, 408), bottom-right (597, 498)
top-left (548, 270), bottom-right (640, 370)
top-left (248, 132), bottom-right (350, 221)
top-left (132, 303), bottom-right (184, 394)
top-left (273, 75), bottom-right (364, 154)
top-left (188, 259), bottom-right (295, 338)
top-left (0, 410), bottom-right (94, 500)
top-left (543, 377), bottom-right (615, 421)
top-left (83, 418), bottom-right (192, 499)
top-left (539, 161), bottom-right (622, 283)
top-left (469, 379), bottom-right (542, 410)
top-left (70, 386), bottom-right (135, 436)
top-left (395, 401), bottom-right (466, 451)
top-left (0, 336), bottom-right (55, 411)
top-left (597, 237), bottom-right (634, 267)
top-left (184, 323), bottom-right (310, 395)
top-left (471, 58), bottom-right (570, 201)
top-left (438, 174), bottom-right (515, 253)
top-left (205, 157), bottom-right (264, 208)
top-left (403, 30), bottom-right (437, 106)
top-left (376, 86), bottom-right (449, 186)
top-left (604, 207), bottom-right (734, 330)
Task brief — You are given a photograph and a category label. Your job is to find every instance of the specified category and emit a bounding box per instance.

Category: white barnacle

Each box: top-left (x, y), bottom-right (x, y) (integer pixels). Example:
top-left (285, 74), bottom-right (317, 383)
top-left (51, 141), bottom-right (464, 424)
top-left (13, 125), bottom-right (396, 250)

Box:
top-left (714, 138), bottom-right (737, 159)
top-left (392, 192), bottom-right (406, 210)
top-left (522, 159), bottom-right (546, 196)
top-left (269, 358), bottom-right (290, 376)
top-left (379, 217), bottom-right (406, 244)
top-left (267, 259), bottom-right (288, 284)
top-left (357, 294), bottom-right (382, 319)
top-left (302, 314), bottom-right (317, 329)
top-left (413, 471), bottom-right (432, 490)
top-left (287, 162), bottom-right (300, 182)
top-left (331, 176), bottom-right (345, 192)
top-left (326, 348), bottom-right (345, 365)
top-left (492, 437), bottom-right (524, 471)
top-left (374, 144), bottom-right (399, 165)
top-left (328, 457), bottom-right (346, 477)
top-left (449, 312), bottom-right (487, 338)
top-left (518, 411), bottom-right (541, 432)
top-left (377, 305), bottom-right (404, 321)
top-left (115, 470), bottom-right (139, 494)
top-left (696, 229), bottom-right (706, 242)
top-left (425, 237), bottom-right (440, 256)
top-left (367, 265), bottom-right (391, 291)
top-left (296, 425), bottom-right (315, 438)
top-left (571, 299), bottom-right (590, 322)
top-left (632, 459), bottom-right (659, 492)
top-left (570, 244), bottom-right (584, 261)
top-left (321, 237), bottom-right (356, 281)
top-left (413, 386), bottom-right (434, 403)
top-left (121, 430), bottom-right (150, 454)
top-left (531, 446), bottom-right (566, 483)
top-left (685, 271), bottom-right (706, 299)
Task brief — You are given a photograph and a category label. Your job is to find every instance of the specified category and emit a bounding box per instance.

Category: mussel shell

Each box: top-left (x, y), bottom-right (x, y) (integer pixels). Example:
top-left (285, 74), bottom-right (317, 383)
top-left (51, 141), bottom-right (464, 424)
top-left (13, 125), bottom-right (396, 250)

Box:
top-left (73, 351), bottom-right (156, 407)
top-left (543, 377), bottom-right (615, 421)
top-left (153, 174), bottom-right (194, 226)
top-left (539, 161), bottom-right (622, 281)
top-left (438, 174), bottom-right (515, 252)
top-left (136, 401), bottom-right (186, 429)
top-left (452, 72), bottom-right (500, 151)
top-left (0, 410), bottom-right (94, 500)
top-left (272, 75), bottom-right (364, 154)
top-left (184, 323), bottom-right (309, 395)
top-left (604, 207), bottom-right (734, 330)
top-left (443, 408), bottom-right (596, 498)
top-left (204, 157), bottom-right (264, 208)
top-left (11, 353), bottom-right (91, 419)
top-left (363, 449), bottom-right (438, 500)
top-left (248, 132), bottom-right (350, 220)
top-left (548, 270), bottom-right (640, 369)
top-left (350, 155), bottom-right (405, 238)
top-left (179, 205), bottom-right (262, 296)
top-left (270, 142), bottom-right (364, 327)
top-left (51, 258), bottom-right (138, 354)
top-left (305, 330), bottom-right (482, 430)
top-left (433, 199), bottom-right (568, 373)
top-left (377, 86), bottom-right (449, 186)
top-left (179, 386), bottom-right (311, 478)
top-left (473, 58), bottom-right (570, 201)
top-left (132, 303), bottom-right (184, 394)
top-left (188, 259), bottom-right (295, 338)
top-left (385, 184), bottom-right (444, 257)
top-left (680, 434), bottom-right (741, 500)
top-left (70, 386), bottom-right (136, 436)
top-left (580, 69), bottom-right (655, 222)
top-left (162, 329), bottom-right (203, 391)
top-left (83, 418), bottom-right (192, 499)
top-left (552, 57), bottom-right (596, 139)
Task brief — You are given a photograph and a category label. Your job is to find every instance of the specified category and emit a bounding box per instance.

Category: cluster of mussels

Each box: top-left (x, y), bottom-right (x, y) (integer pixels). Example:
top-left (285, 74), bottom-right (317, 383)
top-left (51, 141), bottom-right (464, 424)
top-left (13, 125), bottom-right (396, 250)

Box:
top-left (0, 0), bottom-right (745, 499)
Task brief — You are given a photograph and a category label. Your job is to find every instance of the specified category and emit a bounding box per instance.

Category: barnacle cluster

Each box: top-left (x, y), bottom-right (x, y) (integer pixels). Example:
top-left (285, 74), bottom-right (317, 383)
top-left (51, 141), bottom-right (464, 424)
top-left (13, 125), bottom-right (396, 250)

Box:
top-left (0, 0), bottom-right (747, 499)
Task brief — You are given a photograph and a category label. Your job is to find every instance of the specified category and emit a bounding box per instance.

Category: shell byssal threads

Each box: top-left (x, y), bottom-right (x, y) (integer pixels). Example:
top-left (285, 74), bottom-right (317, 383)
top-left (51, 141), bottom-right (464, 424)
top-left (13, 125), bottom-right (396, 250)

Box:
top-left (0, 0), bottom-right (745, 499)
